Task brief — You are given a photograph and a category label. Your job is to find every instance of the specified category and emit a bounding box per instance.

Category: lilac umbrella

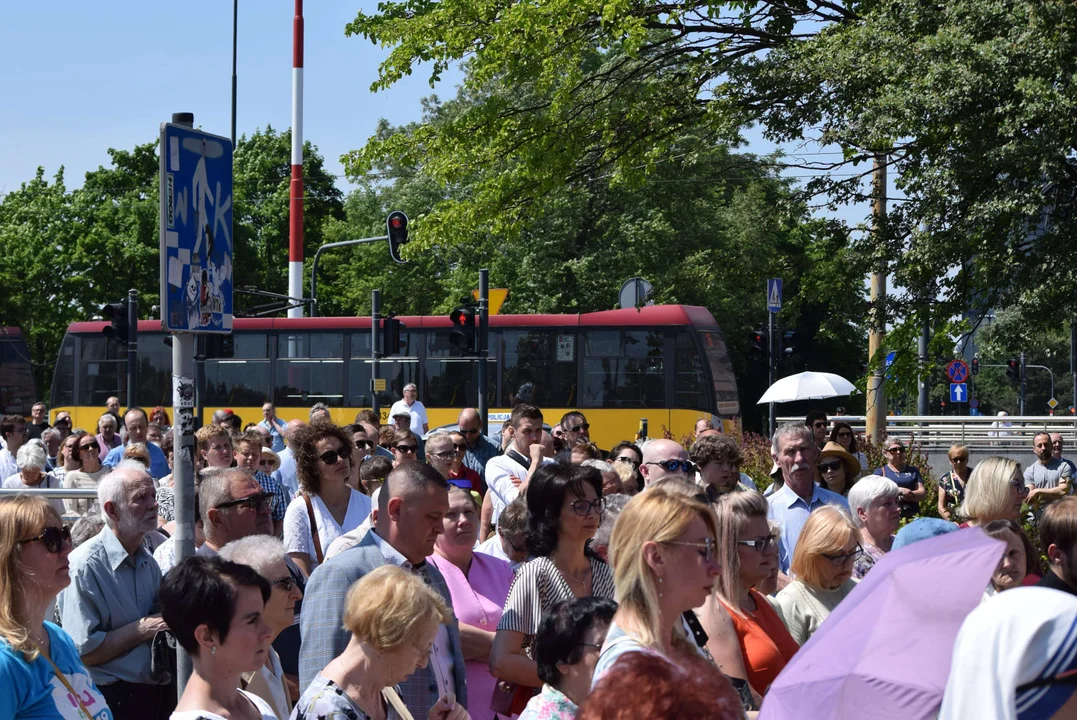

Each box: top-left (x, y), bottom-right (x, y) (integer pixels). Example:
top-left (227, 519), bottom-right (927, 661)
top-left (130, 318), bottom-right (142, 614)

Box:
top-left (759, 527), bottom-right (1005, 720)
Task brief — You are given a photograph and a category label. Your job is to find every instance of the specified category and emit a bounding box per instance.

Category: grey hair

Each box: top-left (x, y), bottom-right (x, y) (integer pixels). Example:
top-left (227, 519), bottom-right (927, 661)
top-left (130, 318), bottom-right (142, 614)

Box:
top-left (97, 461), bottom-right (150, 517)
top-left (404, 383), bottom-right (418, 393)
top-left (41, 427), bottom-right (61, 444)
top-left (582, 459), bottom-right (615, 474)
top-left (218, 535), bottom-right (288, 577)
top-left (593, 493), bottom-right (630, 549)
top-left (16, 442), bottom-right (46, 471)
top-left (847, 476), bottom-right (900, 528)
top-left (771, 422), bottom-right (814, 456)
top-left (71, 514), bottom-right (105, 547)
top-left (309, 402), bottom-right (330, 420)
top-left (98, 413), bottom-right (117, 430)
top-left (198, 467), bottom-right (249, 528)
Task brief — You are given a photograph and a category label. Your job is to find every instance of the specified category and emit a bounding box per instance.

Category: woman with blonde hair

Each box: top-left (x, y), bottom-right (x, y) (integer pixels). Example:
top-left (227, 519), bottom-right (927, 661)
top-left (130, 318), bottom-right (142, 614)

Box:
top-left (696, 491), bottom-right (799, 705)
top-left (958, 456), bottom-right (1027, 526)
top-left (292, 564), bottom-right (468, 720)
top-left (937, 444), bottom-right (973, 521)
top-left (0, 495), bottom-right (112, 719)
top-left (774, 506), bottom-right (861, 644)
top-left (592, 486), bottom-right (723, 685)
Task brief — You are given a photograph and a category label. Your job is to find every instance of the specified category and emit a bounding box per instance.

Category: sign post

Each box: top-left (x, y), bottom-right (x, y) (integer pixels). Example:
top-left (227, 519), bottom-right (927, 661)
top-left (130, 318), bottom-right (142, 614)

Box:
top-left (160, 113), bottom-right (233, 696)
top-left (766, 279), bottom-right (782, 436)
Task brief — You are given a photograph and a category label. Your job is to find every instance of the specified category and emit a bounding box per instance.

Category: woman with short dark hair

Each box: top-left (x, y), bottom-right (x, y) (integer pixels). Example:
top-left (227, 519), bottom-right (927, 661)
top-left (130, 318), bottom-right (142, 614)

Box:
top-left (161, 555), bottom-right (276, 720)
top-left (608, 442), bottom-right (643, 495)
top-left (283, 420), bottom-right (371, 575)
top-left (519, 597), bottom-right (617, 720)
top-left (491, 464), bottom-right (614, 710)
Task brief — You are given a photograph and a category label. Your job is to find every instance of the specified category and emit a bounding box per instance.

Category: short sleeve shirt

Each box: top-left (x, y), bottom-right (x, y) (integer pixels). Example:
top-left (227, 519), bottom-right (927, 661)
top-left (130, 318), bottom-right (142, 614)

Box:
top-left (874, 465), bottom-right (925, 517)
top-left (387, 399), bottom-right (428, 436)
top-left (1025, 459), bottom-right (1073, 491)
top-left (0, 622), bottom-right (113, 720)
top-left (283, 489), bottom-right (372, 571)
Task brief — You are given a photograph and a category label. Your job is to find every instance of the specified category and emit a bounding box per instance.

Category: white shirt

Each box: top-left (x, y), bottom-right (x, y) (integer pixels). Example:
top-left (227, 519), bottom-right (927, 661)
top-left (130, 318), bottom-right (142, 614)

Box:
top-left (485, 451), bottom-right (553, 525)
top-left (477, 533), bottom-right (522, 571)
top-left (272, 447), bottom-right (299, 499)
top-left (0, 448), bottom-right (17, 485)
top-left (388, 399), bottom-right (429, 436)
top-left (170, 690), bottom-right (277, 720)
top-left (3, 472), bottom-right (64, 514)
top-left (283, 488), bottom-right (372, 571)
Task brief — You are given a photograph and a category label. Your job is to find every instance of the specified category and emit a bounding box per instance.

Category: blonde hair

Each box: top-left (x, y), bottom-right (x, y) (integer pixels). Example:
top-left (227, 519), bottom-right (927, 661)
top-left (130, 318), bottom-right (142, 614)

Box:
top-left (343, 565), bottom-right (452, 651)
top-left (948, 444), bottom-right (969, 461)
top-left (0, 496), bottom-right (63, 660)
top-left (196, 424), bottom-right (232, 454)
top-left (713, 490), bottom-right (769, 615)
top-left (790, 506), bottom-right (860, 588)
top-left (959, 456), bottom-right (1021, 524)
top-left (609, 487), bottom-right (717, 650)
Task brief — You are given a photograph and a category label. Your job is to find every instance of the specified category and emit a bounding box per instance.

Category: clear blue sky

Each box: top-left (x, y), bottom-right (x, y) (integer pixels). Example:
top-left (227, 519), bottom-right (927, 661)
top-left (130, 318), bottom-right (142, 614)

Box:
top-left (1, 1), bottom-right (877, 228)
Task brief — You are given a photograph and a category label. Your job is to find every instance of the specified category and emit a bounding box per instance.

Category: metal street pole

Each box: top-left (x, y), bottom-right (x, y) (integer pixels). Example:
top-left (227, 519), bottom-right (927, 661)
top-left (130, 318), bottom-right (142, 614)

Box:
top-left (231, 0), bottom-right (238, 148)
top-left (1071, 323), bottom-right (1076, 427)
top-left (768, 311), bottom-right (775, 437)
top-left (167, 112), bottom-right (197, 696)
top-left (1020, 351), bottom-right (1027, 416)
top-left (309, 236), bottom-right (388, 316)
top-left (917, 317), bottom-right (929, 416)
top-left (371, 290), bottom-right (381, 417)
top-left (866, 155), bottom-right (888, 444)
top-left (478, 269), bottom-right (489, 436)
top-left (126, 289), bottom-right (138, 408)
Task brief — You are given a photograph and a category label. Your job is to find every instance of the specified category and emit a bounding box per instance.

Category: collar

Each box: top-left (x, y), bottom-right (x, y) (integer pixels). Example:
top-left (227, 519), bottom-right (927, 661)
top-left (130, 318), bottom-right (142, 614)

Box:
top-left (369, 530), bottom-right (419, 572)
top-left (774, 481), bottom-right (828, 510)
top-left (100, 524), bottom-right (147, 571)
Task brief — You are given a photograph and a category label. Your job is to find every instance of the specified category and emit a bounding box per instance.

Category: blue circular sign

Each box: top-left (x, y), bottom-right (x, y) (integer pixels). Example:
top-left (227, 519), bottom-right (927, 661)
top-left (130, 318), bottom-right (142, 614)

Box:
top-left (947, 360), bottom-right (969, 383)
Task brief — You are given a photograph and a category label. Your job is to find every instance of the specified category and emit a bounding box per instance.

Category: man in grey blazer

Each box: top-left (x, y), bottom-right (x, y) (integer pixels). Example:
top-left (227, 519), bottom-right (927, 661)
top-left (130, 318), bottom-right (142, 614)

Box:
top-left (299, 462), bottom-right (468, 714)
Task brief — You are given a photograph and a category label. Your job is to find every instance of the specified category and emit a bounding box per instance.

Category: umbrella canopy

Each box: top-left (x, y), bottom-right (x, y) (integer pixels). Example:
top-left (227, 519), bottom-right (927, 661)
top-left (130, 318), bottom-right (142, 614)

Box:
top-left (756, 371), bottom-right (857, 404)
top-left (758, 527), bottom-right (1004, 720)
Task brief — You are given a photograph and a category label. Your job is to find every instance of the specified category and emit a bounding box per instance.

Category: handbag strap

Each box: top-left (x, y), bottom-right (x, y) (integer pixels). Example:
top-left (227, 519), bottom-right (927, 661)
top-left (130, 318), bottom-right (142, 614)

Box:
top-left (39, 647), bottom-right (94, 720)
top-left (381, 685), bottom-right (416, 720)
top-left (302, 493), bottom-right (324, 565)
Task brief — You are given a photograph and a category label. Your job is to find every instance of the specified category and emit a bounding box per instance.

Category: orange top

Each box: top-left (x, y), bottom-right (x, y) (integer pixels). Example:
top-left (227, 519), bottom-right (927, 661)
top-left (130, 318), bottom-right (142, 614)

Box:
top-left (721, 589), bottom-right (800, 694)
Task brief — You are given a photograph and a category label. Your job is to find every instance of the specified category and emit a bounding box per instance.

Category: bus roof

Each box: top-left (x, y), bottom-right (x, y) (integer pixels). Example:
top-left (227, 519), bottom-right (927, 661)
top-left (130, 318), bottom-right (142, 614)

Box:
top-left (67, 304), bottom-right (720, 334)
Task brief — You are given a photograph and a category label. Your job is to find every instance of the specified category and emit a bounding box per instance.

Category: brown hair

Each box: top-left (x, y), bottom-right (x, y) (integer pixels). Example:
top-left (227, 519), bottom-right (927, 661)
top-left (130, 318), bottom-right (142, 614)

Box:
top-left (0, 496), bottom-right (63, 660)
top-left (292, 420), bottom-right (355, 495)
top-left (1041, 496), bottom-right (1077, 562)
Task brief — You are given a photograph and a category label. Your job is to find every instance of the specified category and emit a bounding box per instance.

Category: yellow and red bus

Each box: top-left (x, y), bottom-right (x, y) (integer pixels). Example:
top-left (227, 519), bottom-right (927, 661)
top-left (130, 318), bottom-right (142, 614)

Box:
top-left (49, 305), bottom-right (739, 449)
top-left (1, 327), bottom-right (38, 416)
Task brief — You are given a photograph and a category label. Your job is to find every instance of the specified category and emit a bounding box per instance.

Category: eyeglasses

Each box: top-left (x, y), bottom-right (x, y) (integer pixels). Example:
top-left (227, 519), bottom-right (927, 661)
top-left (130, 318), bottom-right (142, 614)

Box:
top-left (461, 428), bottom-right (481, 435)
top-left (258, 459), bottom-right (274, 467)
top-left (502, 534), bottom-right (527, 553)
top-left (354, 440), bottom-right (372, 450)
top-left (817, 459), bottom-right (844, 473)
top-left (568, 423), bottom-right (590, 433)
top-left (1011, 480), bottom-right (1030, 498)
top-left (887, 447), bottom-right (905, 454)
top-left (80, 441), bottom-right (100, 453)
top-left (394, 444), bottom-right (418, 454)
top-left (452, 443), bottom-right (467, 451)
top-left (269, 575), bottom-right (297, 593)
top-left (577, 643), bottom-right (603, 650)
top-left (614, 456), bottom-right (641, 469)
top-left (19, 526), bottom-right (72, 554)
top-left (215, 492), bottom-right (275, 512)
top-left (570, 498), bottom-right (606, 516)
top-left (738, 535), bottom-right (778, 553)
top-left (823, 545), bottom-right (863, 565)
top-left (644, 459), bottom-right (696, 475)
top-left (812, 422), bottom-right (827, 428)
top-left (837, 431), bottom-right (852, 438)
top-left (667, 537), bottom-right (717, 561)
top-left (318, 449), bottom-right (347, 465)
top-left (428, 450), bottom-right (455, 461)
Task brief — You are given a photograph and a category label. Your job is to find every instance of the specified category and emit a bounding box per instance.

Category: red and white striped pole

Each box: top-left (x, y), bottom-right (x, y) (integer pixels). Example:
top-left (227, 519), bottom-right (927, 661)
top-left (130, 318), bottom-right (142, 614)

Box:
top-left (288, 0), bottom-right (304, 317)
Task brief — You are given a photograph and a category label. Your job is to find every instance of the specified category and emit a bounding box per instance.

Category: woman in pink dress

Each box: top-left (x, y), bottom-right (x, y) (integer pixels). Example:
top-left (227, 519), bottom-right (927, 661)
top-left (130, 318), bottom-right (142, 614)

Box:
top-left (429, 483), bottom-right (516, 720)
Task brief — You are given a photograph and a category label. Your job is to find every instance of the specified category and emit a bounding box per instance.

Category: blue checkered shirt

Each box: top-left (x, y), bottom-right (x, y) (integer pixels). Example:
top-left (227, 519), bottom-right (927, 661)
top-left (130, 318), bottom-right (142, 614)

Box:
top-left (254, 469), bottom-right (288, 521)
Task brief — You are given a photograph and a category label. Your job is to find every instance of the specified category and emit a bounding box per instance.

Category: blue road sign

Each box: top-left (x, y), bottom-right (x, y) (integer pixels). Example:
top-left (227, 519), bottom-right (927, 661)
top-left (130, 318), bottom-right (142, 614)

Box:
top-left (950, 383), bottom-right (968, 403)
top-left (767, 278), bottom-right (783, 313)
top-left (946, 360), bottom-right (969, 384)
top-left (969, 397), bottom-right (979, 409)
top-left (159, 123), bottom-right (233, 334)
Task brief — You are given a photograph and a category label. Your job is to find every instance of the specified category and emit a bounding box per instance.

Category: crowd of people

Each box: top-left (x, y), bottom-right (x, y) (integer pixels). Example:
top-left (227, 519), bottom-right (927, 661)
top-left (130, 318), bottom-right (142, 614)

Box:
top-left (2, 398), bottom-right (1077, 719)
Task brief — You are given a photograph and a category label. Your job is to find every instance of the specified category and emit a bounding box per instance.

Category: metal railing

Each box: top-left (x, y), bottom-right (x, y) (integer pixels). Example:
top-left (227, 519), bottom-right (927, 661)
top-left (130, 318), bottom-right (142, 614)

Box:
top-left (778, 415), bottom-right (1077, 450)
top-left (0, 488), bottom-right (102, 521)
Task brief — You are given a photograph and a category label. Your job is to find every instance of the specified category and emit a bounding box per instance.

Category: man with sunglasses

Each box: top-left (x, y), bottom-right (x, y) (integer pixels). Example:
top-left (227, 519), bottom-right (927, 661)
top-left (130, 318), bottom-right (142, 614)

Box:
top-left (61, 462), bottom-right (174, 720)
top-left (559, 411), bottom-right (592, 448)
top-left (485, 403), bottom-right (552, 525)
top-left (805, 410), bottom-right (829, 449)
top-left (457, 407), bottom-right (499, 476)
top-left (638, 438), bottom-right (694, 487)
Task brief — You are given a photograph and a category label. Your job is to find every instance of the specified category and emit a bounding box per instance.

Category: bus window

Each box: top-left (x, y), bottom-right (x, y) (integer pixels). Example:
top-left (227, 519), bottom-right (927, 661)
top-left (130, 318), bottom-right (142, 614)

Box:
top-left (79, 337), bottom-right (126, 408)
top-left (0, 335), bottom-right (37, 416)
top-left (135, 334), bottom-right (172, 408)
top-left (501, 330), bottom-right (576, 408)
top-left (275, 332), bottom-right (345, 407)
top-left (347, 331), bottom-right (417, 408)
top-left (699, 330), bottom-right (740, 417)
top-left (51, 334), bottom-right (76, 407)
top-left (580, 330), bottom-right (664, 408)
top-left (674, 330), bottom-right (710, 411)
top-left (423, 329), bottom-right (496, 408)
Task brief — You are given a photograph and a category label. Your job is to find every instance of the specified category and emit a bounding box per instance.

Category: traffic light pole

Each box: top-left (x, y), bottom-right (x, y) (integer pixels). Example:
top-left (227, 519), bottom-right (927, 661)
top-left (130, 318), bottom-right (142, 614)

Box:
top-left (478, 269), bottom-right (489, 436)
top-left (1020, 351), bottom-right (1027, 416)
top-left (309, 236), bottom-right (387, 317)
top-left (768, 310), bottom-right (776, 437)
top-left (127, 289), bottom-right (138, 408)
top-left (371, 290), bottom-right (381, 417)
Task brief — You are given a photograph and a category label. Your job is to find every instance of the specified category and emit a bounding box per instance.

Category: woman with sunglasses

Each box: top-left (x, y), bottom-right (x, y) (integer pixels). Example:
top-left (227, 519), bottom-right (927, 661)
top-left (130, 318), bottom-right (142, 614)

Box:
top-left (608, 442), bottom-right (643, 495)
top-left (62, 432), bottom-right (111, 517)
top-left (0, 495), bottom-right (113, 719)
top-left (52, 430), bottom-right (85, 491)
top-left (814, 441), bottom-right (862, 497)
top-left (284, 420), bottom-right (372, 575)
top-left (697, 490), bottom-right (798, 707)
top-left (219, 535), bottom-right (304, 720)
top-left (491, 463), bottom-right (615, 713)
top-left (774, 506), bottom-right (861, 645)
top-left (958, 456), bottom-right (1027, 526)
top-left (937, 444), bottom-right (973, 521)
top-left (828, 422), bottom-right (867, 480)
top-left (389, 429), bottom-right (420, 467)
top-left (872, 439), bottom-right (926, 519)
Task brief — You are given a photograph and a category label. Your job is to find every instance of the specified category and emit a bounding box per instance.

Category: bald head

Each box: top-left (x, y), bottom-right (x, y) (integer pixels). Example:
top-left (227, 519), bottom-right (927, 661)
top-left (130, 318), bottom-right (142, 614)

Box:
top-left (639, 439), bottom-right (690, 486)
top-left (457, 407), bottom-right (484, 447)
top-left (284, 419), bottom-right (306, 447)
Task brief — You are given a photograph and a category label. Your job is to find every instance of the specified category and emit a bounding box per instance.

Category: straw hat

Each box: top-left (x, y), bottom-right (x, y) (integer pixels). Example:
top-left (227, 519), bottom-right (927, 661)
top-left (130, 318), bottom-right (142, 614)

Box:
top-left (260, 447), bottom-right (281, 474)
top-left (815, 441), bottom-right (861, 480)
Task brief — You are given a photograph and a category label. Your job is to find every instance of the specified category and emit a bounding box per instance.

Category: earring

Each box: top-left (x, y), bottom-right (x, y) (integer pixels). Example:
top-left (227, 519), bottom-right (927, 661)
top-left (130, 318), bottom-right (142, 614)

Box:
top-left (211, 646), bottom-right (216, 656)
top-left (658, 576), bottom-right (663, 598)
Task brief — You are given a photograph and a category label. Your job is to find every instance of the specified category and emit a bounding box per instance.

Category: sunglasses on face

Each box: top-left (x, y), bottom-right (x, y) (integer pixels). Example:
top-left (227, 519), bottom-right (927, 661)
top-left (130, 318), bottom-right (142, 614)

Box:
top-left (215, 492), bottom-right (275, 512)
top-left (644, 459), bottom-right (696, 475)
top-left (817, 459), bottom-right (844, 473)
top-left (461, 428), bottom-right (481, 435)
top-left (354, 440), bottom-right (372, 450)
top-left (614, 456), bottom-right (641, 469)
top-left (80, 441), bottom-right (100, 453)
top-left (428, 450), bottom-right (455, 461)
top-left (823, 545), bottom-right (863, 565)
top-left (502, 534), bottom-right (527, 553)
top-left (318, 449), bottom-right (348, 465)
top-left (394, 444), bottom-right (418, 454)
top-left (837, 431), bottom-right (852, 438)
top-left (1011, 480), bottom-right (1030, 498)
top-left (738, 535), bottom-right (778, 553)
top-left (568, 424), bottom-right (590, 433)
top-left (667, 537), bottom-right (717, 561)
top-left (887, 447), bottom-right (905, 454)
top-left (258, 459), bottom-right (274, 468)
top-left (269, 575), bottom-right (297, 593)
top-left (452, 443), bottom-right (467, 451)
top-left (19, 526), bottom-right (72, 554)
top-left (571, 498), bottom-right (606, 516)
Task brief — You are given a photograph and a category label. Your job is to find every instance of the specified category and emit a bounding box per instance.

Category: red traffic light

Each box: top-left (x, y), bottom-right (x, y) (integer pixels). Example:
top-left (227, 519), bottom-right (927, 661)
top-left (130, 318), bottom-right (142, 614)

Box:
top-left (390, 216), bottom-right (404, 229)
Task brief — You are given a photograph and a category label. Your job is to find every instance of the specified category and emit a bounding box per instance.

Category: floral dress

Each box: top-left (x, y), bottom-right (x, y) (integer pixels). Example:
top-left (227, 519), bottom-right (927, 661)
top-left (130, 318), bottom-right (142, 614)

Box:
top-left (852, 541), bottom-right (888, 580)
top-left (938, 470), bottom-right (970, 515)
top-left (290, 674), bottom-right (402, 720)
top-left (518, 684), bottom-right (578, 720)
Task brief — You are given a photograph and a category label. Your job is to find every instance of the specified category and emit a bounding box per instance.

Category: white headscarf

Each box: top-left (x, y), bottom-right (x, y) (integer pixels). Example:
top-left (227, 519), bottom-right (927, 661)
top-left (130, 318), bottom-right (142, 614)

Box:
top-left (939, 586), bottom-right (1077, 720)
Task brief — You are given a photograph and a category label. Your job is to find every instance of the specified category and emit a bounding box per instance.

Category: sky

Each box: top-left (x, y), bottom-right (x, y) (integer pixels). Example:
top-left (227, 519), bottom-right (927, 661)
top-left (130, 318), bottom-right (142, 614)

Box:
top-left (1, 1), bottom-right (877, 226)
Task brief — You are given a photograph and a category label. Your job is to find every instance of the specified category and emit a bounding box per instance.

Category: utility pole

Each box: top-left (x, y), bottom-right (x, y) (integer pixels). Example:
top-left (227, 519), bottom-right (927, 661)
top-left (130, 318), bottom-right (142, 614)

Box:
top-left (866, 155), bottom-right (888, 443)
top-left (768, 311), bottom-right (776, 436)
top-left (126, 289), bottom-right (138, 407)
top-left (917, 317), bottom-right (929, 416)
top-left (371, 290), bottom-right (381, 417)
top-left (478, 269), bottom-right (490, 436)
top-left (1020, 351), bottom-right (1027, 416)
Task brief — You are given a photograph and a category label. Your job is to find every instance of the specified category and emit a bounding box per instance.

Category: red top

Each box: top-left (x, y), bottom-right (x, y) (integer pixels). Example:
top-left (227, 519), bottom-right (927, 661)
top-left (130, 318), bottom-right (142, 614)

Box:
top-left (721, 589), bottom-right (800, 694)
